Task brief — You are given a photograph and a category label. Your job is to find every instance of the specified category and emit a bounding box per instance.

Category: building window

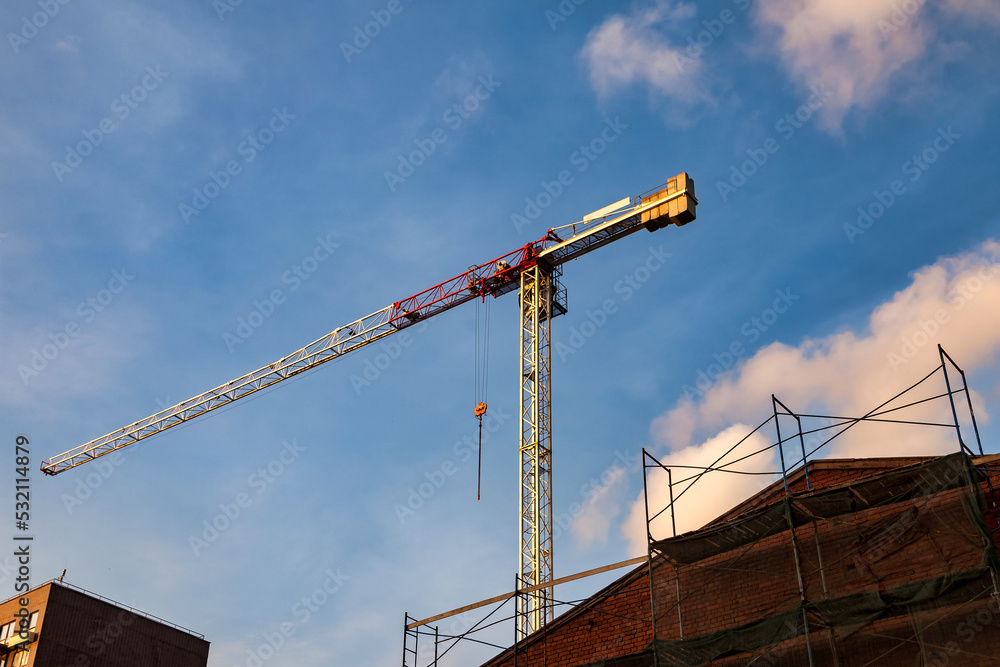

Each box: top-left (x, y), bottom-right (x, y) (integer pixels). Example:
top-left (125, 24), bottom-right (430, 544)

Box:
top-left (27, 612), bottom-right (37, 630)
top-left (0, 621), bottom-right (12, 640)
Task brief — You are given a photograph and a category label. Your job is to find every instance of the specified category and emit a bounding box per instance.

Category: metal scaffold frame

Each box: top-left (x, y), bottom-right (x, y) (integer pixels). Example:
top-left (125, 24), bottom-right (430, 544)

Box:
top-left (401, 556), bottom-right (648, 667)
top-left (403, 613), bottom-right (439, 667)
top-left (401, 348), bottom-right (995, 667)
top-left (641, 345), bottom-right (991, 667)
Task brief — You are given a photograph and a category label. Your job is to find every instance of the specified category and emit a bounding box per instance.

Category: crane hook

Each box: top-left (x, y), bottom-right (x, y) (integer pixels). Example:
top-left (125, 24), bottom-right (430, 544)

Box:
top-left (474, 402), bottom-right (487, 501)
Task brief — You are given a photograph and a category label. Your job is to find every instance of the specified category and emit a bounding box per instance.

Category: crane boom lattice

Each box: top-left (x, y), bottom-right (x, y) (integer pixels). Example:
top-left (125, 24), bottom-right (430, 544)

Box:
top-left (41, 173), bottom-right (697, 640)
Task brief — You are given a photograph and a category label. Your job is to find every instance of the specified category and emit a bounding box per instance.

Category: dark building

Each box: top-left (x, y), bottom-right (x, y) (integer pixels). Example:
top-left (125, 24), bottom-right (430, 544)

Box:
top-left (0, 579), bottom-right (209, 667)
top-left (475, 452), bottom-right (1000, 666)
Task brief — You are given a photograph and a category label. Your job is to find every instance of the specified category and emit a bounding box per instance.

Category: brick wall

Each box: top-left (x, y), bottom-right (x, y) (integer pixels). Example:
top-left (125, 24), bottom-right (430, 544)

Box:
top-left (483, 569), bottom-right (652, 667)
top-left (480, 455), bottom-right (1000, 667)
top-left (0, 582), bottom-right (209, 667)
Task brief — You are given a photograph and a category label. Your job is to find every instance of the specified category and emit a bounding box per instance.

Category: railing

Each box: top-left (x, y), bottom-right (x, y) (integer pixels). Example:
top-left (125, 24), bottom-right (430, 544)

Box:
top-left (0, 578), bottom-right (205, 639)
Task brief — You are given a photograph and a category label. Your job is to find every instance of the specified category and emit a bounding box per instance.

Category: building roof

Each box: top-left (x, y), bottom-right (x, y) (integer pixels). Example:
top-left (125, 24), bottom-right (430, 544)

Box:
top-left (0, 578), bottom-right (205, 639)
top-left (708, 452), bottom-right (1000, 526)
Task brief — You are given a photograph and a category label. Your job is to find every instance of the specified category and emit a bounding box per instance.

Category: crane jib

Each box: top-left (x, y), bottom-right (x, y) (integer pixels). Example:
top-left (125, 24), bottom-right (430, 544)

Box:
top-left (41, 174), bottom-right (695, 476)
top-left (388, 239), bottom-right (546, 327)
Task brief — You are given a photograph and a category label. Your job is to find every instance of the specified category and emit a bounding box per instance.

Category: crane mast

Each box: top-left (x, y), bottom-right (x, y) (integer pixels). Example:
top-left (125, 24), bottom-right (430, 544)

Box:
top-left (518, 262), bottom-right (557, 637)
top-left (41, 173), bottom-right (696, 638)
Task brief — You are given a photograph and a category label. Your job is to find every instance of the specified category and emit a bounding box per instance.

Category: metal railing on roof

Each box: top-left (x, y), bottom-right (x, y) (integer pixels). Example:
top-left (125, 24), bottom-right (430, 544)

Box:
top-left (1, 578), bottom-right (205, 640)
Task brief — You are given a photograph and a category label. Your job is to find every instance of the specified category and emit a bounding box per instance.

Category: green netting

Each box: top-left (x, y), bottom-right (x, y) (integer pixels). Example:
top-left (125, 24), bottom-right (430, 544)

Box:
top-left (647, 453), bottom-right (1000, 666)
top-left (652, 453), bottom-right (972, 564)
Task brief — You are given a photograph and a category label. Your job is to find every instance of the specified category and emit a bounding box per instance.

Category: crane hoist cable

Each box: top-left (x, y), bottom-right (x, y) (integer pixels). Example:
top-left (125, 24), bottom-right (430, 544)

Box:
top-left (474, 289), bottom-right (492, 500)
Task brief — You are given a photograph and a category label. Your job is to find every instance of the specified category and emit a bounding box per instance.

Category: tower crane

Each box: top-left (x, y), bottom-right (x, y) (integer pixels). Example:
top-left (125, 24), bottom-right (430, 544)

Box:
top-left (42, 173), bottom-right (697, 638)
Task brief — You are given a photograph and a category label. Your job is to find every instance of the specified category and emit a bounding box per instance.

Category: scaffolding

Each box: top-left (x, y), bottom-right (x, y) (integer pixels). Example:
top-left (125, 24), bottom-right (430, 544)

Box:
top-left (644, 345), bottom-right (999, 666)
top-left (402, 558), bottom-right (650, 666)
top-left (401, 346), bottom-right (1000, 666)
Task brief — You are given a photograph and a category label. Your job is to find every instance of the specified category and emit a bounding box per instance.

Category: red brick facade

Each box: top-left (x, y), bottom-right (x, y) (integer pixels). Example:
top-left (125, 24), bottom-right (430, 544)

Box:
top-left (481, 454), bottom-right (1000, 667)
top-left (0, 581), bottom-right (209, 667)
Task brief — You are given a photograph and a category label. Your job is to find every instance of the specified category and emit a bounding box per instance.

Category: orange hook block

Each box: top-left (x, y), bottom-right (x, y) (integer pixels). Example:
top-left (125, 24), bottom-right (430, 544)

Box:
top-left (474, 402), bottom-right (488, 418)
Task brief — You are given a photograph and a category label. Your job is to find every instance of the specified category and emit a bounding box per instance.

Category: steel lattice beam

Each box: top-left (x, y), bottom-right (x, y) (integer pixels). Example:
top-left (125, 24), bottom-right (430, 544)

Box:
top-left (516, 263), bottom-right (554, 639)
top-left (41, 174), bottom-right (697, 643)
top-left (41, 306), bottom-right (398, 474)
top-left (43, 175), bottom-right (694, 476)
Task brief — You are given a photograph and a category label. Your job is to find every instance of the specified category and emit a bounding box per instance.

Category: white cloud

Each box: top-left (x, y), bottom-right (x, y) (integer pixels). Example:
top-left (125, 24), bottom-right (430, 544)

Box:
top-left (658, 240), bottom-right (1000, 454)
top-left (621, 424), bottom-right (778, 555)
top-left (753, 0), bottom-right (1000, 131)
top-left (570, 464), bottom-right (627, 550)
top-left (615, 240), bottom-right (1000, 554)
top-left (581, 0), bottom-right (998, 131)
top-left (753, 0), bottom-right (928, 131)
top-left (581, 1), bottom-right (704, 102)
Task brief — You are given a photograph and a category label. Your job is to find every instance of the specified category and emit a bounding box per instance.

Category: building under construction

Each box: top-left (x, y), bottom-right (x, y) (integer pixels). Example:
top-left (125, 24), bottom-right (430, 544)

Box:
top-left (401, 348), bottom-right (1000, 666)
top-left (28, 165), bottom-right (998, 665)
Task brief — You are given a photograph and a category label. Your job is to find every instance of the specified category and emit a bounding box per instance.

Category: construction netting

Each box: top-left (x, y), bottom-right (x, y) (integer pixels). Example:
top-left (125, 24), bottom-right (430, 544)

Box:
top-left (648, 452), bottom-right (1000, 666)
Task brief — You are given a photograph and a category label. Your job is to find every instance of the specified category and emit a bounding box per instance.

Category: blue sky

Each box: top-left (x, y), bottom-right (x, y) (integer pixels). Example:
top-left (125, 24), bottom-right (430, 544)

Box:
top-left (2, 0), bottom-right (999, 664)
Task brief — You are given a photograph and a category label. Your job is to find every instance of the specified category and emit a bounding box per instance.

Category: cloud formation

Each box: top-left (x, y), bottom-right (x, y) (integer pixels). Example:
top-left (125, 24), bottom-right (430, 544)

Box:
top-left (655, 240), bottom-right (999, 457)
top-left (570, 240), bottom-right (1000, 555)
top-left (581, 1), bottom-right (703, 102)
top-left (753, 0), bottom-right (1000, 129)
top-left (582, 0), bottom-right (999, 130)
top-left (752, 0), bottom-right (933, 131)
top-left (621, 424), bottom-right (778, 555)
top-left (570, 463), bottom-right (628, 550)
